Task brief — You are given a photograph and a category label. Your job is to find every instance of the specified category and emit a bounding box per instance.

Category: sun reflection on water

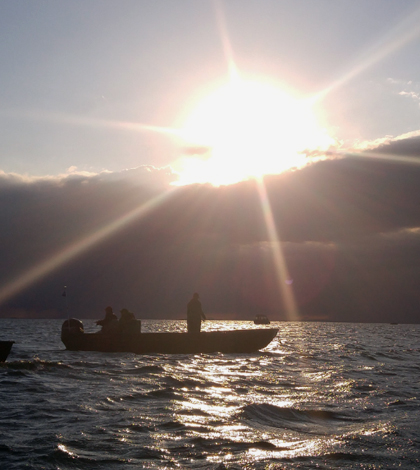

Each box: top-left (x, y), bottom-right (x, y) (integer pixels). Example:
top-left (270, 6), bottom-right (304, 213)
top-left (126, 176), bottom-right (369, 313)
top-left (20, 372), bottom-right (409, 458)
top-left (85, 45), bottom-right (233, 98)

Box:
top-left (57, 443), bottom-right (75, 456)
top-left (107, 321), bottom-right (408, 466)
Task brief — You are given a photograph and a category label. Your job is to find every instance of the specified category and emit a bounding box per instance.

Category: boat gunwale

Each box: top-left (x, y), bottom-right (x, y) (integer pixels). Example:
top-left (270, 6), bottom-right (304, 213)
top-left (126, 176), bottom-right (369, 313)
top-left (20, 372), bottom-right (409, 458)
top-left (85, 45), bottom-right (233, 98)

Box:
top-left (61, 327), bottom-right (279, 354)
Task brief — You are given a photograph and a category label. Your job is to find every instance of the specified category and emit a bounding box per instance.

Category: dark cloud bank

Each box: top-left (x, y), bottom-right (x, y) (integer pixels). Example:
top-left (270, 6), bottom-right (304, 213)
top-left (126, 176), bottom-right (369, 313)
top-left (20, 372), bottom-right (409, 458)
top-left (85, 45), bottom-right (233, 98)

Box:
top-left (1, 138), bottom-right (420, 324)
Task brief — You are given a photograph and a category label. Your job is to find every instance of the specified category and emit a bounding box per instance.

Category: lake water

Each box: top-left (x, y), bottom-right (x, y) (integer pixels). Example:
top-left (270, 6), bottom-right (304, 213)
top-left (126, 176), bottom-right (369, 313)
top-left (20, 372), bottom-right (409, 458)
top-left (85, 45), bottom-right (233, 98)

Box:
top-left (1, 319), bottom-right (419, 469)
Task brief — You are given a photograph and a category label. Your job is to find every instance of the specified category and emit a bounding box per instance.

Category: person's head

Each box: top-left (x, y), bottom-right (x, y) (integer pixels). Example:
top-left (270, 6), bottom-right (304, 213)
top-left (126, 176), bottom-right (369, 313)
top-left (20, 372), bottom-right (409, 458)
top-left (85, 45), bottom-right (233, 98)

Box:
top-left (120, 308), bottom-right (128, 315)
top-left (105, 306), bottom-right (113, 314)
top-left (193, 293), bottom-right (199, 299)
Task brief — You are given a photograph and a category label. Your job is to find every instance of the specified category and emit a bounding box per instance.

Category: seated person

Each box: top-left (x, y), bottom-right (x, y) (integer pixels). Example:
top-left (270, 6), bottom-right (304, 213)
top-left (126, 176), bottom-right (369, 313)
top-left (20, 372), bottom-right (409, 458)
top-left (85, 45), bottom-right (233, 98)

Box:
top-left (119, 308), bottom-right (141, 334)
top-left (96, 306), bottom-right (119, 334)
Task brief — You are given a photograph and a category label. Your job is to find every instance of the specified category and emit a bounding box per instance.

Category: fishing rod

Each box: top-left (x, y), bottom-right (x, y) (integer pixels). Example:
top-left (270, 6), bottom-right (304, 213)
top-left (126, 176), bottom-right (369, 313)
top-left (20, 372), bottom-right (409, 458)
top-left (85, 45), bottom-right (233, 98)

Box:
top-left (62, 285), bottom-right (68, 320)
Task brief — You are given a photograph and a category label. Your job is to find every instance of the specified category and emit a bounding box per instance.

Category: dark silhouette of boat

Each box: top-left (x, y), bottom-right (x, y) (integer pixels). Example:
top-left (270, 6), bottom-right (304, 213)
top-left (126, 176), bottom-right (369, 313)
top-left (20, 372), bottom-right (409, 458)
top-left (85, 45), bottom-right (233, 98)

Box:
top-left (61, 319), bottom-right (278, 354)
top-left (254, 314), bottom-right (270, 325)
top-left (0, 341), bottom-right (14, 362)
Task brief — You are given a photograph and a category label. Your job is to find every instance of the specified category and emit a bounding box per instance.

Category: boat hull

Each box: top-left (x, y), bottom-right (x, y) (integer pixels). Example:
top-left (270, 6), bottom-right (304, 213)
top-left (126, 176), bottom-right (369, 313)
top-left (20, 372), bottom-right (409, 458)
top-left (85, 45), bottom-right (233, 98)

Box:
top-left (62, 328), bottom-right (278, 354)
top-left (0, 341), bottom-right (14, 362)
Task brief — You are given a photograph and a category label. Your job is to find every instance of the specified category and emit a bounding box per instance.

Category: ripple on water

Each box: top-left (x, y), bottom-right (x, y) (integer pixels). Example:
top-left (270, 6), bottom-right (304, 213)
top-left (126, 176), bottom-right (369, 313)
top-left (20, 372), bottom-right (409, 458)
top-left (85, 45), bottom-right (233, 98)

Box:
top-left (241, 403), bottom-right (361, 436)
top-left (1, 319), bottom-right (420, 469)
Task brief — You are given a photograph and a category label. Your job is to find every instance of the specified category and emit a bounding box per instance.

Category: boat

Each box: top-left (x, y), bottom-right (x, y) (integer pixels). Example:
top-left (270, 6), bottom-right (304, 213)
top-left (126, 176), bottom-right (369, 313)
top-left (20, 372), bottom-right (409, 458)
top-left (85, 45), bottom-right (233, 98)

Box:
top-left (61, 319), bottom-right (278, 354)
top-left (0, 341), bottom-right (14, 362)
top-left (254, 314), bottom-right (270, 325)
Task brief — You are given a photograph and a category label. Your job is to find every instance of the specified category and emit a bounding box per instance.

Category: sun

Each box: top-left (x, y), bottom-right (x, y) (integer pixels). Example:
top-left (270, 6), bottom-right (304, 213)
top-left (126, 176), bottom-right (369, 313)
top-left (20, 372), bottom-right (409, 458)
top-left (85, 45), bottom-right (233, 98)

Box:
top-left (174, 78), bottom-right (334, 186)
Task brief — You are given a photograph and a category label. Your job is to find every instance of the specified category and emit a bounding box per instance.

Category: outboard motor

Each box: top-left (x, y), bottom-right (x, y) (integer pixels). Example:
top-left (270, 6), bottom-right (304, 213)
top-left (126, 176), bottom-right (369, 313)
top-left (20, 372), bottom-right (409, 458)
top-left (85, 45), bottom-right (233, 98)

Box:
top-left (61, 318), bottom-right (84, 336)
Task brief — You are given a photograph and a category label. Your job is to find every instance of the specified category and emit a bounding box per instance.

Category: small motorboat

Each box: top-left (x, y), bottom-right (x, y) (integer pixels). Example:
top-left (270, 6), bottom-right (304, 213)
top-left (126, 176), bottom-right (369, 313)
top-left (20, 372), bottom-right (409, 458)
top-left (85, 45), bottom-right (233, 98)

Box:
top-left (0, 341), bottom-right (14, 362)
top-left (254, 314), bottom-right (270, 325)
top-left (61, 319), bottom-right (278, 355)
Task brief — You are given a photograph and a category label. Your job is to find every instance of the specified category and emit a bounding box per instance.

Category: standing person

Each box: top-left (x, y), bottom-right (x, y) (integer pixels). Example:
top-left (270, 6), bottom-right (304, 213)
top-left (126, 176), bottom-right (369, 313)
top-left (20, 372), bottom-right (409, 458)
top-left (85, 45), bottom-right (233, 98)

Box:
top-left (187, 293), bottom-right (206, 333)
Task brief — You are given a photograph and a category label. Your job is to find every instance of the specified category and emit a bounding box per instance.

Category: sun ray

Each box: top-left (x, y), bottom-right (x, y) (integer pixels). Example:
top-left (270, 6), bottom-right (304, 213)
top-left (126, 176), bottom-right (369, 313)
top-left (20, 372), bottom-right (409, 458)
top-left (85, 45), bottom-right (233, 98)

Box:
top-left (348, 149), bottom-right (420, 166)
top-left (173, 2), bottom-right (336, 186)
top-left (333, 129), bottom-right (420, 166)
top-left (5, 108), bottom-right (183, 138)
top-left (313, 5), bottom-right (420, 103)
top-left (0, 188), bottom-right (177, 306)
top-left (256, 177), bottom-right (299, 321)
top-left (213, 0), bottom-right (239, 82)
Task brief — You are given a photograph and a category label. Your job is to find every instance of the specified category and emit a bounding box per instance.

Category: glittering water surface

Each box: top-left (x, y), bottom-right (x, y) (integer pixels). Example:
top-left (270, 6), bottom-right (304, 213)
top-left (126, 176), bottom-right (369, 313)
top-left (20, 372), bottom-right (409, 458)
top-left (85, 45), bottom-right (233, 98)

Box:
top-left (1, 319), bottom-right (420, 469)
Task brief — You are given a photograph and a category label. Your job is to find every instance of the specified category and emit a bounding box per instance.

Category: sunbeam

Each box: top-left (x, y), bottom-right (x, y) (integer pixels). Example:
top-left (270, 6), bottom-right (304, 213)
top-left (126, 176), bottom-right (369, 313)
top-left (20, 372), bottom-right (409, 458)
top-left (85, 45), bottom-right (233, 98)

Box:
top-left (314, 5), bottom-right (420, 102)
top-left (348, 149), bottom-right (420, 166)
top-left (256, 178), bottom-right (299, 321)
top-left (0, 110), bottom-right (182, 141)
top-left (174, 1), bottom-right (335, 186)
top-left (0, 188), bottom-right (177, 305)
top-left (213, 0), bottom-right (239, 82)
top-left (338, 129), bottom-right (420, 165)
top-left (5, 109), bottom-right (183, 138)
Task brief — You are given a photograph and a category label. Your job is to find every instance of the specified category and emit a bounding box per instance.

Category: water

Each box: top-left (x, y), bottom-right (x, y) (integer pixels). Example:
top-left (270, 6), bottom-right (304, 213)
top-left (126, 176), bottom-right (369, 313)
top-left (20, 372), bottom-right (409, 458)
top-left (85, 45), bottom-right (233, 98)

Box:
top-left (1, 319), bottom-right (420, 469)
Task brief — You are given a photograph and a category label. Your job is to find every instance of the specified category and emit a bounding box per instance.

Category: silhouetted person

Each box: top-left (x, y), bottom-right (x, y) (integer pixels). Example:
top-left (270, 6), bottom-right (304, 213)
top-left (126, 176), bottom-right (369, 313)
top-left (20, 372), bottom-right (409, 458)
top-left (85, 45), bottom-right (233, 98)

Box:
top-left (119, 308), bottom-right (135, 323)
top-left (187, 293), bottom-right (206, 333)
top-left (96, 306), bottom-right (118, 334)
top-left (119, 308), bottom-right (141, 334)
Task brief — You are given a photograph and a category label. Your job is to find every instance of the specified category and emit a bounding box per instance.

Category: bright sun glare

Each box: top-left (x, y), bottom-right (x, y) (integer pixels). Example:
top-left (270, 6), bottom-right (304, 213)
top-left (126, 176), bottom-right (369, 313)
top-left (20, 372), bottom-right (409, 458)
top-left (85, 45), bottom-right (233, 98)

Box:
top-left (175, 79), bottom-right (334, 186)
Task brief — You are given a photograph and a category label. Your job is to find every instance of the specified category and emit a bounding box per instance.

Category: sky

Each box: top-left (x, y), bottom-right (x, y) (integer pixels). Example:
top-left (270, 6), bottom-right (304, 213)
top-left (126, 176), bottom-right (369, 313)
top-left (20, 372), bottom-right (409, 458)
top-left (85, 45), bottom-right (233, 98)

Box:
top-left (1, 0), bottom-right (420, 323)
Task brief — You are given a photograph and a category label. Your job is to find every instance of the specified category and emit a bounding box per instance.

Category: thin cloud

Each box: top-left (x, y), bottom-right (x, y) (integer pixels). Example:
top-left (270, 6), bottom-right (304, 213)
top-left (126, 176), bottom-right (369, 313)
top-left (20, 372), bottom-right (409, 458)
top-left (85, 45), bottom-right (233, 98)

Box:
top-left (399, 91), bottom-right (420, 102)
top-left (315, 4), bottom-right (420, 102)
top-left (182, 145), bottom-right (212, 157)
top-left (0, 165), bottom-right (179, 190)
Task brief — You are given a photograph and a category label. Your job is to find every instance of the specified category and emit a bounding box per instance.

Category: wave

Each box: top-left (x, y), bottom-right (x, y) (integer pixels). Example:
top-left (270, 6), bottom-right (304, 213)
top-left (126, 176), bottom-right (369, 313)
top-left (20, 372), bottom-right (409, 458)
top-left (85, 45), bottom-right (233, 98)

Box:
top-left (127, 423), bottom-right (152, 433)
top-left (0, 359), bottom-right (71, 371)
top-left (144, 387), bottom-right (178, 399)
top-left (1, 320), bottom-right (419, 469)
top-left (177, 408), bottom-right (211, 417)
top-left (170, 436), bottom-right (285, 455)
top-left (158, 420), bottom-right (187, 431)
top-left (50, 446), bottom-right (133, 467)
top-left (134, 365), bottom-right (165, 374)
top-left (241, 403), bottom-right (358, 434)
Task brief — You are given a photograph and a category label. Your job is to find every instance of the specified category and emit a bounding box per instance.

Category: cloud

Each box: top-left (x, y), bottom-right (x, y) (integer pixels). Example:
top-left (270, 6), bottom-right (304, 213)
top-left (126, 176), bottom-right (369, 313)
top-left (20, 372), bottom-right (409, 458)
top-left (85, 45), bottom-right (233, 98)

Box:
top-left (399, 90), bottom-right (420, 102)
top-left (183, 145), bottom-right (212, 157)
top-left (1, 140), bottom-right (420, 323)
top-left (299, 147), bottom-right (341, 161)
top-left (371, 131), bottom-right (420, 157)
top-left (0, 164), bottom-right (179, 191)
top-left (386, 77), bottom-right (420, 105)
